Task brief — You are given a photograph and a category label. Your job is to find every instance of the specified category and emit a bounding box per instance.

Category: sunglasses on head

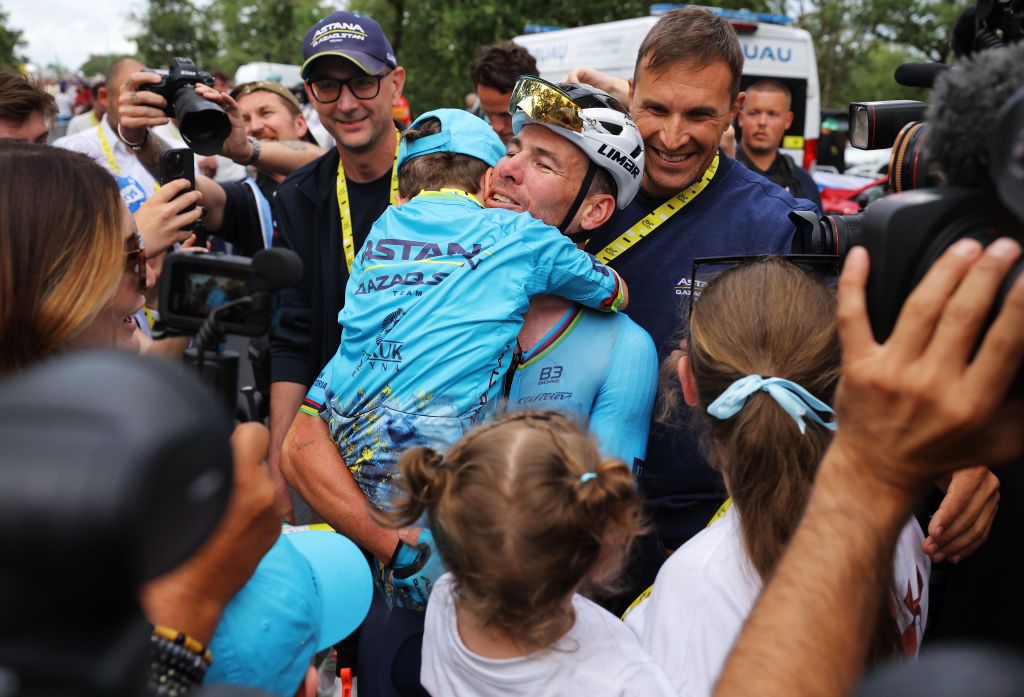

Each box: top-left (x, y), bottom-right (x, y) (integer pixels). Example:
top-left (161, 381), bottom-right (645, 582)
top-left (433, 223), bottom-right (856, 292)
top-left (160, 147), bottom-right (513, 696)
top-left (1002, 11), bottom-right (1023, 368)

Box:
top-left (686, 254), bottom-right (841, 325)
top-left (125, 229), bottom-right (146, 293)
top-left (509, 76), bottom-right (586, 133)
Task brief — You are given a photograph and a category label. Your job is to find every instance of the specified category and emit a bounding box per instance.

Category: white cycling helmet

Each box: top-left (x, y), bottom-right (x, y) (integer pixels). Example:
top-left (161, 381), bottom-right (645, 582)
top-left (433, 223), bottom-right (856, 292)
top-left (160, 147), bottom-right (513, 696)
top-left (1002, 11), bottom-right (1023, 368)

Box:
top-left (510, 76), bottom-right (644, 210)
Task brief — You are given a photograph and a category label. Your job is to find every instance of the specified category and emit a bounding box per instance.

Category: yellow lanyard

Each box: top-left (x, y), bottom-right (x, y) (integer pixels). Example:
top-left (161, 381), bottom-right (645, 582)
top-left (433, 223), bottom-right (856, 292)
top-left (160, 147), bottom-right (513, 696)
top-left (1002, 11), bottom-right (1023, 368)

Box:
top-left (337, 130), bottom-right (401, 271)
top-left (620, 495), bottom-right (731, 621)
top-left (595, 153), bottom-right (719, 264)
top-left (96, 124), bottom-right (159, 192)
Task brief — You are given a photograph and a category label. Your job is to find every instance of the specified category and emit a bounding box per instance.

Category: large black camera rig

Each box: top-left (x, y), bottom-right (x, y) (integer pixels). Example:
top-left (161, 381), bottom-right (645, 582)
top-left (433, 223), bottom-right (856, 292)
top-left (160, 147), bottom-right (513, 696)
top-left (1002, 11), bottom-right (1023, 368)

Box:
top-left (790, 1), bottom-right (1024, 346)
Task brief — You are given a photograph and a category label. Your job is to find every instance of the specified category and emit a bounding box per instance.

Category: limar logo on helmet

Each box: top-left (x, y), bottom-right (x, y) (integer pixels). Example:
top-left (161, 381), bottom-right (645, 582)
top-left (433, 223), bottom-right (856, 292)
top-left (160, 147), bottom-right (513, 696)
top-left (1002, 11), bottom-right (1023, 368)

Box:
top-left (597, 143), bottom-right (642, 178)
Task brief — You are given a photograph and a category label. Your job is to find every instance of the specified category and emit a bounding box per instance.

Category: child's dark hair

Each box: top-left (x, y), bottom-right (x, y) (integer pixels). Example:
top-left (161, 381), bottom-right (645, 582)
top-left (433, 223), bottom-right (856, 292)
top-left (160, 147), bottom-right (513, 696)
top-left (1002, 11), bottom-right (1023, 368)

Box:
top-left (388, 410), bottom-right (645, 651)
top-left (398, 117), bottom-right (492, 199)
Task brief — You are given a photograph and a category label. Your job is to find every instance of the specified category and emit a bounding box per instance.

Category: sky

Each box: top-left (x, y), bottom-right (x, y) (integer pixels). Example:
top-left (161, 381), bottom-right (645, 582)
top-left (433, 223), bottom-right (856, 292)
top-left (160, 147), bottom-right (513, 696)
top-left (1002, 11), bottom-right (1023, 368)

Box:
top-left (5, 0), bottom-right (139, 73)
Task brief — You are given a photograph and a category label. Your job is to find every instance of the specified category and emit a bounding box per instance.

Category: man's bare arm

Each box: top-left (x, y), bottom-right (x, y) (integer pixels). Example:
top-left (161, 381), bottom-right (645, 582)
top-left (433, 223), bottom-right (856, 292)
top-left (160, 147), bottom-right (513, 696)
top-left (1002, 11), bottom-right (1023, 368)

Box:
top-left (267, 381), bottom-right (306, 523)
top-left (281, 412), bottom-right (400, 561)
top-left (715, 239), bottom-right (1024, 697)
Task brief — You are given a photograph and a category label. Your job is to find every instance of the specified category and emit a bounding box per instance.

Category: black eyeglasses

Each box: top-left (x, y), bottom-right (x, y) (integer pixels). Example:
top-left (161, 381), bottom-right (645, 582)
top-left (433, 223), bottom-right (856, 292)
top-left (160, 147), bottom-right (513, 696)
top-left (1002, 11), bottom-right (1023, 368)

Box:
top-left (307, 70), bottom-right (392, 103)
top-left (687, 254), bottom-right (841, 325)
top-left (125, 229), bottom-right (147, 292)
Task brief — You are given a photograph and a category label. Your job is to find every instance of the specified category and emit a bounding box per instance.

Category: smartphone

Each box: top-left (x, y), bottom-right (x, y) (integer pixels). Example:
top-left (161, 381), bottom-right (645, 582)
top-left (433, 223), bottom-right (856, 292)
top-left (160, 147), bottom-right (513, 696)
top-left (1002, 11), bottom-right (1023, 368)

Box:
top-left (158, 148), bottom-right (198, 233)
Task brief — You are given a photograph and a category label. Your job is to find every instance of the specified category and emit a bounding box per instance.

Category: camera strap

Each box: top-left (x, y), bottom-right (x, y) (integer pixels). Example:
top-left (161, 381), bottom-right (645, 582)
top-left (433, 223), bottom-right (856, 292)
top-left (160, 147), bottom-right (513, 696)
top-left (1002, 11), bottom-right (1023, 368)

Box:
top-left (592, 153), bottom-right (719, 264)
top-left (337, 130), bottom-right (401, 272)
top-left (96, 123), bottom-right (159, 192)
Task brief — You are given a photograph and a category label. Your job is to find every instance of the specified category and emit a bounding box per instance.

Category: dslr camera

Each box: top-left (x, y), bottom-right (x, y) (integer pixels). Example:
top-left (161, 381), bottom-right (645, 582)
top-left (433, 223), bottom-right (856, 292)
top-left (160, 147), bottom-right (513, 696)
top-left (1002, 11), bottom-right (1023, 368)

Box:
top-left (790, 1), bottom-right (1024, 344)
top-left (142, 57), bottom-right (231, 156)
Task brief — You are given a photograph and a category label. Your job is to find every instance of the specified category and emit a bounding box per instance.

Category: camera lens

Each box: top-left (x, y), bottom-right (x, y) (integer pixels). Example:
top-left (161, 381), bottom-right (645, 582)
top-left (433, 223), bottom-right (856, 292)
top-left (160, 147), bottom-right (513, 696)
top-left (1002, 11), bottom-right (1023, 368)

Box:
top-left (172, 86), bottom-right (231, 156)
top-left (829, 214), bottom-right (864, 257)
top-left (889, 122), bottom-right (940, 192)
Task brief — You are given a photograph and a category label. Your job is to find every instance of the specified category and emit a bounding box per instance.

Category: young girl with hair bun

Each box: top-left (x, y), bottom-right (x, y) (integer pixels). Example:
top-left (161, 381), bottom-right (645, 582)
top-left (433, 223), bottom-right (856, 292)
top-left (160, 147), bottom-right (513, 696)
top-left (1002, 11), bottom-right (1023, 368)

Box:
top-left (388, 410), bottom-right (676, 697)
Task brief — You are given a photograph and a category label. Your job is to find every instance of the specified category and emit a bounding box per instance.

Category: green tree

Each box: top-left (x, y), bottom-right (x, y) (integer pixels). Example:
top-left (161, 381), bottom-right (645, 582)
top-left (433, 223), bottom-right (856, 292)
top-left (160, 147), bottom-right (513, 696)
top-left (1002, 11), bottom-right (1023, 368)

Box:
top-left (1, 4), bottom-right (26, 69)
top-left (79, 53), bottom-right (137, 79)
top-left (131, 0), bottom-right (216, 69)
top-left (206, 0), bottom-right (331, 76)
top-left (859, 0), bottom-right (961, 63)
top-left (833, 41), bottom-right (930, 106)
top-left (796, 0), bottom-right (957, 108)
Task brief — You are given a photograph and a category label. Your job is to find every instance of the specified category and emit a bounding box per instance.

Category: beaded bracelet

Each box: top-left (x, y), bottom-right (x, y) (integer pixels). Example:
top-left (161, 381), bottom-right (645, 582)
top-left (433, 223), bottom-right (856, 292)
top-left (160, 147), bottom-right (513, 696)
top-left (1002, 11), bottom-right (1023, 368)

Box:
top-left (147, 625), bottom-right (212, 696)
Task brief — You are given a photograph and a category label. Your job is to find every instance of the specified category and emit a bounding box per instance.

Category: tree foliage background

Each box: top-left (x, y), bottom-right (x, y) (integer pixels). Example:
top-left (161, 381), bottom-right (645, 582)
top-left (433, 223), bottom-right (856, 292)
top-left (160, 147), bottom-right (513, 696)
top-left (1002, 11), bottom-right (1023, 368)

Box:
top-left (121, 0), bottom-right (961, 112)
top-left (1, 3), bottom-right (26, 69)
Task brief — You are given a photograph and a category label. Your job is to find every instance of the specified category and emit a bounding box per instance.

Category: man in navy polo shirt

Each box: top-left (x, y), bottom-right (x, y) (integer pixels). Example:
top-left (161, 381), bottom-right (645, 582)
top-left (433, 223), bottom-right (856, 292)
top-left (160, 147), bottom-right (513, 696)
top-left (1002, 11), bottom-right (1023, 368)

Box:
top-left (578, 8), bottom-right (817, 569)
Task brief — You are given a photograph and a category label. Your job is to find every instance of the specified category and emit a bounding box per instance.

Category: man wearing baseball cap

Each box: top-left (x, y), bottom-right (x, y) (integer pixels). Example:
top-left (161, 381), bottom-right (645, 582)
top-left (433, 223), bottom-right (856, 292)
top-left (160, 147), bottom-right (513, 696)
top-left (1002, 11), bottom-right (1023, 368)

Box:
top-left (266, 11), bottom-right (407, 526)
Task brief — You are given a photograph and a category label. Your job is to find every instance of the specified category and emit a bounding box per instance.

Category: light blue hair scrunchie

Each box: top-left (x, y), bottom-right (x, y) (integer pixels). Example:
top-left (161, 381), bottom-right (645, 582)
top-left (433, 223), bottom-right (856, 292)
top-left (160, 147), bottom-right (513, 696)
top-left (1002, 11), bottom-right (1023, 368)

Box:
top-left (706, 375), bottom-right (838, 434)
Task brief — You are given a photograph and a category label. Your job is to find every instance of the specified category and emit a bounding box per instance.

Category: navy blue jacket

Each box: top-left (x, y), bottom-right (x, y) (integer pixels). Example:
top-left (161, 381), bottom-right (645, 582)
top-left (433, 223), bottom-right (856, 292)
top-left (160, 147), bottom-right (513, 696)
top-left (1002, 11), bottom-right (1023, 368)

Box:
top-left (586, 153), bottom-right (818, 543)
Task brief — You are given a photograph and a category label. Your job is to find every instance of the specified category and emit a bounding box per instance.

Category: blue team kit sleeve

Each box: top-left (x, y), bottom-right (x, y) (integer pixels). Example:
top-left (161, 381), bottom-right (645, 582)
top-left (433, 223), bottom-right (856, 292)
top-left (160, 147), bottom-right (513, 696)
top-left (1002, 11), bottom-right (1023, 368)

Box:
top-left (518, 217), bottom-right (625, 311)
top-left (587, 319), bottom-right (659, 476)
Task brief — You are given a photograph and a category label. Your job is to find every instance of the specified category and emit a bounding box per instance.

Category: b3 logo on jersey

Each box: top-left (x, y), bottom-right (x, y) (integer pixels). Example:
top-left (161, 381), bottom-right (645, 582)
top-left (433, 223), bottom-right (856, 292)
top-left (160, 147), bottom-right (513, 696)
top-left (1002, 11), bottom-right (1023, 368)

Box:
top-left (538, 366), bottom-right (563, 385)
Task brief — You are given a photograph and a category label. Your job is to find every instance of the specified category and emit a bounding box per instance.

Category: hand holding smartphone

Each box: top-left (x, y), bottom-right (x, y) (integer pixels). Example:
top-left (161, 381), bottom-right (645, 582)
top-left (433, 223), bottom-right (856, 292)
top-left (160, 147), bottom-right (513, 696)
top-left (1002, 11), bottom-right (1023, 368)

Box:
top-left (158, 148), bottom-right (204, 244)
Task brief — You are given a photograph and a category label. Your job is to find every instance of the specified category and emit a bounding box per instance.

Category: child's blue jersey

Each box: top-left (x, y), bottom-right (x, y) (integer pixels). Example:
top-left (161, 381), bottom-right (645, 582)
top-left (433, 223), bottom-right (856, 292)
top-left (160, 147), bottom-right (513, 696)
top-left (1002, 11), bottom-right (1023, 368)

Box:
top-left (510, 307), bottom-right (658, 473)
top-left (303, 189), bottom-right (625, 507)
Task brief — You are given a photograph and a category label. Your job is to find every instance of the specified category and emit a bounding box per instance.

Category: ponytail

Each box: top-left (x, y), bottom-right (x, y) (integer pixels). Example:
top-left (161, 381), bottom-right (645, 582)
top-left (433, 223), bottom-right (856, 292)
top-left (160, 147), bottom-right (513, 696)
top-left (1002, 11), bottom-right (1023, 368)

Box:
top-left (385, 447), bottom-right (449, 529)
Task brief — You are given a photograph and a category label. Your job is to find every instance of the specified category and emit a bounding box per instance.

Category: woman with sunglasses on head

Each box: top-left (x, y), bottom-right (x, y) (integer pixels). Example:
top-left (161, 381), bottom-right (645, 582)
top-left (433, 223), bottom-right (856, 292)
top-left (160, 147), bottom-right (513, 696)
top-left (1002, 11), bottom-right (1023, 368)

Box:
top-left (623, 258), bottom-right (930, 697)
top-left (0, 141), bottom-right (153, 374)
top-left (0, 141), bottom-right (282, 694)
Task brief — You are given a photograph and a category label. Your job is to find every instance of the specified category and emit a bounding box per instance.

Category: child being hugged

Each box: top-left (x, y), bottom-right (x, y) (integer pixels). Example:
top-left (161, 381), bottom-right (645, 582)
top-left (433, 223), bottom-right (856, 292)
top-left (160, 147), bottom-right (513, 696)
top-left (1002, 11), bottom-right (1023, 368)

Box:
top-left (303, 109), bottom-right (628, 610)
top-left (388, 410), bottom-right (677, 697)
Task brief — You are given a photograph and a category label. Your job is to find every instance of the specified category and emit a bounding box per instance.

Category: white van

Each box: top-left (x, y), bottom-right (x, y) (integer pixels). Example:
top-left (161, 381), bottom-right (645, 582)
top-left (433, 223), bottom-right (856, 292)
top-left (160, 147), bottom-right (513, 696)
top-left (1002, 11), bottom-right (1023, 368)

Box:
top-left (233, 62), bottom-right (303, 89)
top-left (514, 5), bottom-right (821, 169)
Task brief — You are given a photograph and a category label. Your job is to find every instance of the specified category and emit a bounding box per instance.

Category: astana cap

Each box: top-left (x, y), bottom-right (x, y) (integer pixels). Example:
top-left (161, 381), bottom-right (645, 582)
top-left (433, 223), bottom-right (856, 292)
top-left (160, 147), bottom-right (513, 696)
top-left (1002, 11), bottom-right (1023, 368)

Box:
top-left (301, 11), bottom-right (398, 79)
top-left (205, 531), bottom-right (373, 697)
top-left (397, 108), bottom-right (507, 171)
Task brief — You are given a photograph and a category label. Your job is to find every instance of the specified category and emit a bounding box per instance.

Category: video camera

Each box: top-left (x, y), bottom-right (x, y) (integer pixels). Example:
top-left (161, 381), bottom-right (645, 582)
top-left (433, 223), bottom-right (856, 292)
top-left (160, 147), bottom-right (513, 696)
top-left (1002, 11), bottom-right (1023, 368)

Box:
top-left (0, 352), bottom-right (234, 695)
top-left (159, 247), bottom-right (302, 414)
top-left (790, 1), bottom-right (1024, 345)
top-left (141, 57), bottom-right (231, 156)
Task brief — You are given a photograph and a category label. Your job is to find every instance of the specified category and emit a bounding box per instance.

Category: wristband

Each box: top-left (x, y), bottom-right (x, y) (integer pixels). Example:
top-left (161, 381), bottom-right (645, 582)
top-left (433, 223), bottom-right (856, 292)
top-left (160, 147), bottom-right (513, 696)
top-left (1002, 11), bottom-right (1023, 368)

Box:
top-left (243, 135), bottom-right (261, 166)
top-left (116, 122), bottom-right (148, 151)
top-left (148, 624), bottom-right (212, 695)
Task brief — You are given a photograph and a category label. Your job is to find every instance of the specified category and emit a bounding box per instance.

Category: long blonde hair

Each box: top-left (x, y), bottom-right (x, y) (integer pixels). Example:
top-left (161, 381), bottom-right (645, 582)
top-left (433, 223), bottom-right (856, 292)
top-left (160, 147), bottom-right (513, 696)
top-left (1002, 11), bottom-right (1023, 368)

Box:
top-left (0, 142), bottom-right (125, 376)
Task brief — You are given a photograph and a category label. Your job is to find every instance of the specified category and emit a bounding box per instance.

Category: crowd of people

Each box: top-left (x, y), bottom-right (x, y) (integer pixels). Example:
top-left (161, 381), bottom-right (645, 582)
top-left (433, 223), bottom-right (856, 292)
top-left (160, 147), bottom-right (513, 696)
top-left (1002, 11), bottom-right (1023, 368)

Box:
top-left (1, 5), bottom-right (1023, 697)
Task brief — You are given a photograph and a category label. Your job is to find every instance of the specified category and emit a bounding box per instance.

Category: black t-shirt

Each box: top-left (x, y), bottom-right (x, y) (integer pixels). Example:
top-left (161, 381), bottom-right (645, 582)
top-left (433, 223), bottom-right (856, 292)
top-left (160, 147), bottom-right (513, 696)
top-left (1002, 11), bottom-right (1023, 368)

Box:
top-left (736, 149), bottom-right (823, 213)
top-left (270, 149), bottom-right (393, 387)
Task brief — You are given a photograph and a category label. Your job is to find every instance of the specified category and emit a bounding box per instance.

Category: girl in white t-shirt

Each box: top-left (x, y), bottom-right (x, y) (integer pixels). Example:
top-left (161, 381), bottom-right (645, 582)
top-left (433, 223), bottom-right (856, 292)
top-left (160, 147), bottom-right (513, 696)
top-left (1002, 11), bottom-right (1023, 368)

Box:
top-left (624, 258), bottom-right (929, 697)
top-left (386, 410), bottom-right (677, 697)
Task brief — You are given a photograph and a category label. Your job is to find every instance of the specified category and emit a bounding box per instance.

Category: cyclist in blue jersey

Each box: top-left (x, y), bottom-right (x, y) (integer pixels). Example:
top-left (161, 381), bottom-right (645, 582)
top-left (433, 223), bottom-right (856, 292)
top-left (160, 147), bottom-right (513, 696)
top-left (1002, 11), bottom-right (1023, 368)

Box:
top-left (488, 81), bottom-right (658, 473)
